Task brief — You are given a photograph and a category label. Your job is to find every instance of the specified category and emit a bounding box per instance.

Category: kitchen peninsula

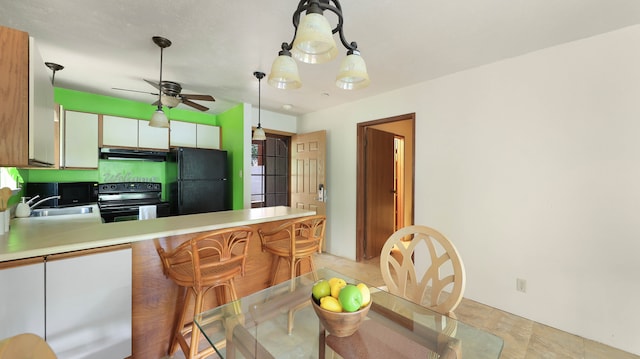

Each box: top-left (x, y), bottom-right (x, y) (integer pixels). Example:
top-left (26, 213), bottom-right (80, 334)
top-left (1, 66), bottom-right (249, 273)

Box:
top-left (0, 206), bottom-right (315, 358)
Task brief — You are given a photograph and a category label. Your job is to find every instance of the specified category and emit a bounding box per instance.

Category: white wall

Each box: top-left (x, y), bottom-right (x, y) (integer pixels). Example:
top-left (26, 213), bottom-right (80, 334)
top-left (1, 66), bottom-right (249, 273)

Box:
top-left (298, 25), bottom-right (640, 355)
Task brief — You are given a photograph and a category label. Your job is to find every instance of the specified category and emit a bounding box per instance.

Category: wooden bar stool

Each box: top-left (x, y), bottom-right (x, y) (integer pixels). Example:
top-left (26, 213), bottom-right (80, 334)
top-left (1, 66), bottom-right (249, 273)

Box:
top-left (157, 226), bottom-right (253, 359)
top-left (258, 215), bottom-right (326, 334)
top-left (257, 214), bottom-right (326, 286)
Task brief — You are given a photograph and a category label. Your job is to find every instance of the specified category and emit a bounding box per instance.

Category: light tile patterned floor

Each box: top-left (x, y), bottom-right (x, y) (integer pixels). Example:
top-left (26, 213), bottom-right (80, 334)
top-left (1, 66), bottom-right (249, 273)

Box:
top-left (315, 253), bottom-right (640, 359)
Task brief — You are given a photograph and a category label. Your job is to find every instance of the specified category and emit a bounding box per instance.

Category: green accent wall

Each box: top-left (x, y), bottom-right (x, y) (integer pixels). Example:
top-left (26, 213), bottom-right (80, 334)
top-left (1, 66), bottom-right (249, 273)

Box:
top-left (218, 104), bottom-right (245, 209)
top-left (14, 88), bottom-right (245, 208)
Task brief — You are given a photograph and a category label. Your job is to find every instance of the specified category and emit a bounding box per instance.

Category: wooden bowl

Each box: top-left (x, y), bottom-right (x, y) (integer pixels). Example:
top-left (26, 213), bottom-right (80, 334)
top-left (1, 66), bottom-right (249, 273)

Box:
top-left (311, 296), bottom-right (371, 337)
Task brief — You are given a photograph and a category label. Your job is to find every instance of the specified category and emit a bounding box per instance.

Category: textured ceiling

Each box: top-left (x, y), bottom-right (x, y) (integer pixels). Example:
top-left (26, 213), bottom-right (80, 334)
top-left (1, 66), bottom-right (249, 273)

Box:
top-left (2, 0), bottom-right (640, 116)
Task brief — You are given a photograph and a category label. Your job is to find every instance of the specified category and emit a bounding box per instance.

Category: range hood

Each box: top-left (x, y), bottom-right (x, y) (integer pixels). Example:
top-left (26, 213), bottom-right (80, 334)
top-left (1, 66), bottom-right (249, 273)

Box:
top-left (100, 148), bottom-right (168, 162)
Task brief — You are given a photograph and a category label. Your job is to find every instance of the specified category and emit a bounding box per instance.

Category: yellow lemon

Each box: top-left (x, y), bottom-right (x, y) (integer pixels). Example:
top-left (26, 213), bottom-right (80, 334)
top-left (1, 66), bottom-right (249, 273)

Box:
top-left (320, 295), bottom-right (342, 312)
top-left (356, 283), bottom-right (371, 307)
top-left (330, 278), bottom-right (347, 298)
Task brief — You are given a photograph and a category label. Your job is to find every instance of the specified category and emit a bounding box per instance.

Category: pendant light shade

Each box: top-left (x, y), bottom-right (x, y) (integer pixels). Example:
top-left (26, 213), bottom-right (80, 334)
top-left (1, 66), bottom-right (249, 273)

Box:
top-left (335, 50), bottom-right (370, 90)
top-left (268, 45), bottom-right (302, 90)
top-left (150, 109), bottom-right (169, 128)
top-left (291, 13), bottom-right (338, 64)
top-left (252, 71), bottom-right (267, 141)
top-left (269, 0), bottom-right (369, 90)
top-left (252, 126), bottom-right (266, 141)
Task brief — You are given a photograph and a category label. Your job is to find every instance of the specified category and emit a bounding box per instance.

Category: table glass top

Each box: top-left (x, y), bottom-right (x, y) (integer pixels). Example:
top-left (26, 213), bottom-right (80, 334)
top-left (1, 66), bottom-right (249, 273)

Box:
top-left (195, 268), bottom-right (503, 358)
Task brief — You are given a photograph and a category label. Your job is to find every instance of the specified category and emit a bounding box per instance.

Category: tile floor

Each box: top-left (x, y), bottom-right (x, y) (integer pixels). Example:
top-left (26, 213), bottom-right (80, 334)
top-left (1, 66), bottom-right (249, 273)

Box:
top-left (314, 253), bottom-right (639, 359)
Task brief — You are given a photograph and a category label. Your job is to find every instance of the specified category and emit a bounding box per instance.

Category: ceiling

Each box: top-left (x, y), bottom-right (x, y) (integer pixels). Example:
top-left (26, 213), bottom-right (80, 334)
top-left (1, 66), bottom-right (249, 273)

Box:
top-left (2, 0), bottom-right (640, 117)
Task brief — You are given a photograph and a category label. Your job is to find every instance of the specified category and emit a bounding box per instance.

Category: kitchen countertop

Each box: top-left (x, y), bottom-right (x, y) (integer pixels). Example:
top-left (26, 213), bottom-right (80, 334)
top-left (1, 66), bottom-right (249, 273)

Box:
top-left (0, 206), bottom-right (315, 262)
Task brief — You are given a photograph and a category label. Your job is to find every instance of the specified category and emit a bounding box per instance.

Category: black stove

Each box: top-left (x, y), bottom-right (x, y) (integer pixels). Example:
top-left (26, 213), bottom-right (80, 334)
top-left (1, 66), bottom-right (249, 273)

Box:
top-left (98, 182), bottom-right (170, 222)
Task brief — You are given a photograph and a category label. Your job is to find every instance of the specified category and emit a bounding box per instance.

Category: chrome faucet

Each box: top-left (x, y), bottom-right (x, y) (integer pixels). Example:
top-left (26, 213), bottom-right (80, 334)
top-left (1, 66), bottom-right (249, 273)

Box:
top-left (29, 195), bottom-right (61, 209)
top-left (16, 195), bottom-right (62, 218)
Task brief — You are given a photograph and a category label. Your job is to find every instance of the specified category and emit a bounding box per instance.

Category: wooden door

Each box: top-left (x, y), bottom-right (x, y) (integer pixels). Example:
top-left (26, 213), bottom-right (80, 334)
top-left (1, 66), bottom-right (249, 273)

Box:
top-left (364, 128), bottom-right (395, 258)
top-left (291, 130), bottom-right (326, 215)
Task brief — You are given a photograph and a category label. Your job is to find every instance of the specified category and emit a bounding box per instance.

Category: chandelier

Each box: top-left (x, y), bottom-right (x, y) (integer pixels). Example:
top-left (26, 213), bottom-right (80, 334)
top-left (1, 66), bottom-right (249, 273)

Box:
top-left (268, 0), bottom-right (370, 90)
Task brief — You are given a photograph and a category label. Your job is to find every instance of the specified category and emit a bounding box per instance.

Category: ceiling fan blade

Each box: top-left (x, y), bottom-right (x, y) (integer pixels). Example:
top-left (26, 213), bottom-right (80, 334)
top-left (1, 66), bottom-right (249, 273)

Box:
top-left (181, 93), bottom-right (215, 102)
top-left (152, 100), bottom-right (160, 106)
top-left (144, 79), bottom-right (161, 90)
top-left (113, 87), bottom-right (158, 96)
top-left (182, 98), bottom-right (209, 112)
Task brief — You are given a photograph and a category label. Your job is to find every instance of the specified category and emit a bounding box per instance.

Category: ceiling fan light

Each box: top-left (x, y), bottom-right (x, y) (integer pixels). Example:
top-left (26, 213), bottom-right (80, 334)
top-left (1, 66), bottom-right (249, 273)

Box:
top-left (336, 51), bottom-right (370, 90)
top-left (252, 126), bottom-right (266, 141)
top-left (268, 54), bottom-right (302, 89)
top-left (161, 94), bottom-right (181, 108)
top-left (149, 109), bottom-right (169, 128)
top-left (291, 13), bottom-right (338, 64)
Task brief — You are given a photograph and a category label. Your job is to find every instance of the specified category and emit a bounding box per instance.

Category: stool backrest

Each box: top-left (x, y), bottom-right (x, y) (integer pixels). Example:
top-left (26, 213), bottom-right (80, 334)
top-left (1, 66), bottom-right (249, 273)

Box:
top-left (158, 226), bottom-right (253, 288)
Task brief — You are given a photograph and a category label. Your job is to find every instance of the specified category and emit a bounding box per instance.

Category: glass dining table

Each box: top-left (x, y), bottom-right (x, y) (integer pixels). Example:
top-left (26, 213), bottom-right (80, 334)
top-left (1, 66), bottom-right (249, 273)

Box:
top-left (194, 268), bottom-right (503, 358)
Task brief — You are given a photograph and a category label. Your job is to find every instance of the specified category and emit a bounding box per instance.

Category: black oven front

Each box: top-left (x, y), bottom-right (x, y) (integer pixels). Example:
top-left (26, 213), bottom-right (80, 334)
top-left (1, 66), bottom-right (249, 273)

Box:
top-left (98, 182), bottom-right (170, 223)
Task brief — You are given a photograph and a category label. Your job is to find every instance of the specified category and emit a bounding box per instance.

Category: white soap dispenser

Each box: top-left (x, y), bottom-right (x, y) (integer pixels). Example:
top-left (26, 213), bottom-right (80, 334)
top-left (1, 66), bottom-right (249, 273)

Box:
top-left (16, 196), bottom-right (38, 218)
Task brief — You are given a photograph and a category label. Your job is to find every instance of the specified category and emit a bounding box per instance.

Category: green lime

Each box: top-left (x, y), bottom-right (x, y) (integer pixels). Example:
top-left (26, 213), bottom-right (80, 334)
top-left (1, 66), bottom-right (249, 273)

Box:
top-left (312, 280), bottom-right (331, 300)
top-left (338, 284), bottom-right (363, 312)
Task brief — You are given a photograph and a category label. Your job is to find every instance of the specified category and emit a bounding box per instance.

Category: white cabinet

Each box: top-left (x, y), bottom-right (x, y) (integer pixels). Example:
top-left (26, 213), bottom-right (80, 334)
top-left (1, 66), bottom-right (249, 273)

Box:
top-left (0, 259), bottom-right (45, 339)
top-left (29, 36), bottom-right (55, 166)
top-left (62, 110), bottom-right (99, 168)
top-left (138, 119), bottom-right (169, 150)
top-left (46, 246), bottom-right (132, 359)
top-left (102, 115), bottom-right (169, 150)
top-left (102, 115), bottom-right (138, 148)
top-left (170, 120), bottom-right (220, 149)
top-left (197, 123), bottom-right (221, 149)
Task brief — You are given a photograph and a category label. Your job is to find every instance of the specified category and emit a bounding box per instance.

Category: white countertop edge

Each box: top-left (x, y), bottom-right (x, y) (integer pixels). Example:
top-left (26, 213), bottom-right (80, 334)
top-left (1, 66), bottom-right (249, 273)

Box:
top-left (0, 207), bottom-right (316, 262)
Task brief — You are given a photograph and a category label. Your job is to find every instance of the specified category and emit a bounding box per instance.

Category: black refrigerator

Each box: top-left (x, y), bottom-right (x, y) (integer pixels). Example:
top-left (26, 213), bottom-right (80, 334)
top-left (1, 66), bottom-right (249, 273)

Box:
top-left (167, 147), bottom-right (230, 215)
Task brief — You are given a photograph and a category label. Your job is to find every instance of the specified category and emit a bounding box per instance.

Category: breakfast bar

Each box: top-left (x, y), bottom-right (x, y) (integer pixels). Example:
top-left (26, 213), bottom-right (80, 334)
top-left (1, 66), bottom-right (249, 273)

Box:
top-left (0, 206), bottom-right (315, 358)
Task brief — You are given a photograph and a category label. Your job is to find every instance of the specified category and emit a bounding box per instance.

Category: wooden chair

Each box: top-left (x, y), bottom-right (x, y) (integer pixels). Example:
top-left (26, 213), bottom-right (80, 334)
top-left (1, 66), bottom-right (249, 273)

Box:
top-left (157, 226), bottom-right (253, 359)
top-left (326, 225), bottom-right (465, 359)
top-left (0, 333), bottom-right (57, 359)
top-left (380, 225), bottom-right (466, 315)
top-left (257, 214), bottom-right (326, 286)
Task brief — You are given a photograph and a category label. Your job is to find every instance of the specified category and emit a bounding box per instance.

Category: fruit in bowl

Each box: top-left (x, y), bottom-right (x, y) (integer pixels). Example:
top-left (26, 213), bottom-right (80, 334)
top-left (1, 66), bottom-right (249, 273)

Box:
top-left (311, 277), bottom-right (372, 337)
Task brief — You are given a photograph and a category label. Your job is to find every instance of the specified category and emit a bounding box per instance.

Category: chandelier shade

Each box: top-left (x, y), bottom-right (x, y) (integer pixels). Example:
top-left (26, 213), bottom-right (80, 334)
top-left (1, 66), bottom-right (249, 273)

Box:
top-left (291, 13), bottom-right (338, 64)
top-left (268, 46), bottom-right (302, 90)
top-left (336, 50), bottom-right (370, 90)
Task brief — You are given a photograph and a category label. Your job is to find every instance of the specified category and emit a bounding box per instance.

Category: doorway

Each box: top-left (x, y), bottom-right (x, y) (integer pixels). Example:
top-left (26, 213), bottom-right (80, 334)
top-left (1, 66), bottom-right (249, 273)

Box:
top-left (356, 113), bottom-right (415, 261)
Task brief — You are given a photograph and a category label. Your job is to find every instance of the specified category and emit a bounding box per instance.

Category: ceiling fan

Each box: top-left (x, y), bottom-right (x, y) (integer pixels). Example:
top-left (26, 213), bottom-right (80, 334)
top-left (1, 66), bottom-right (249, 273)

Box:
top-left (113, 36), bottom-right (215, 112)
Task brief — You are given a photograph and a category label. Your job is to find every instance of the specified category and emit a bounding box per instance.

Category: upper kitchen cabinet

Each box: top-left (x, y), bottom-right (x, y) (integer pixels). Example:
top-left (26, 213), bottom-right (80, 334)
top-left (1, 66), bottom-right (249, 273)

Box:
top-left (0, 26), bottom-right (55, 167)
top-left (61, 110), bottom-right (99, 168)
top-left (102, 115), bottom-right (169, 150)
top-left (170, 120), bottom-right (220, 149)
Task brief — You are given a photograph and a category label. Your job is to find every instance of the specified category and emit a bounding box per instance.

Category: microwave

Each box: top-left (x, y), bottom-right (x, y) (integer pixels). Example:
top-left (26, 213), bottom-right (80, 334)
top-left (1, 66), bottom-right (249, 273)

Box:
top-left (24, 182), bottom-right (98, 208)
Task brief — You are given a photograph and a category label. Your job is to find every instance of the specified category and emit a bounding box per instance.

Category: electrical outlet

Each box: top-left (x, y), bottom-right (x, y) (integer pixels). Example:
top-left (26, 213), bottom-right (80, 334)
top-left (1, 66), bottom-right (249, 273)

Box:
top-left (516, 278), bottom-right (527, 293)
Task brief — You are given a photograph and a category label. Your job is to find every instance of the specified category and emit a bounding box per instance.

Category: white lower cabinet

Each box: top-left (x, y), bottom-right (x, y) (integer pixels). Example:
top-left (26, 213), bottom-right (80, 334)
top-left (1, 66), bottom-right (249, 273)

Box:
top-left (45, 246), bottom-right (132, 359)
top-left (0, 259), bottom-right (45, 339)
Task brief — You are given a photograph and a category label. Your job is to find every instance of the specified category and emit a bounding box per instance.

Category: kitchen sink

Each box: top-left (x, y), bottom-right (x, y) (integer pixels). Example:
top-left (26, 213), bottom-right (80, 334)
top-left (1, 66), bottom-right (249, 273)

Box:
top-left (30, 206), bottom-right (94, 217)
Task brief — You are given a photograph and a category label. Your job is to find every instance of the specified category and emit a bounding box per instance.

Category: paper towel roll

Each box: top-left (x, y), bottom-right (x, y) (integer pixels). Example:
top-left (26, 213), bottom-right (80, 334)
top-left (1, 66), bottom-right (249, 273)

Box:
top-left (138, 205), bottom-right (157, 220)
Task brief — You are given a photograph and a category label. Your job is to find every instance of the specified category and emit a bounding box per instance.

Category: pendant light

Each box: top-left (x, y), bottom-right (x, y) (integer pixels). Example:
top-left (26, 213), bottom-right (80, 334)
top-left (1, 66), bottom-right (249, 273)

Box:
top-left (268, 0), bottom-right (369, 90)
top-left (252, 71), bottom-right (267, 141)
top-left (149, 36), bottom-right (171, 128)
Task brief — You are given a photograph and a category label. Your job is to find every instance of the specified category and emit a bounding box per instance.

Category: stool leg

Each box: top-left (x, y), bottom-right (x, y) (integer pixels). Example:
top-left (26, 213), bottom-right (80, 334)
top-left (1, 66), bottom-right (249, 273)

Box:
top-left (188, 290), bottom-right (205, 359)
top-left (270, 256), bottom-right (283, 286)
top-left (170, 288), bottom-right (191, 356)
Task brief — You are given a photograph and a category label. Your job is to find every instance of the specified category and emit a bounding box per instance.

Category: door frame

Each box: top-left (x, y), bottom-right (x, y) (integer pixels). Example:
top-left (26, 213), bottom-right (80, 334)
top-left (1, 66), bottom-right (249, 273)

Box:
top-left (356, 113), bottom-right (416, 261)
